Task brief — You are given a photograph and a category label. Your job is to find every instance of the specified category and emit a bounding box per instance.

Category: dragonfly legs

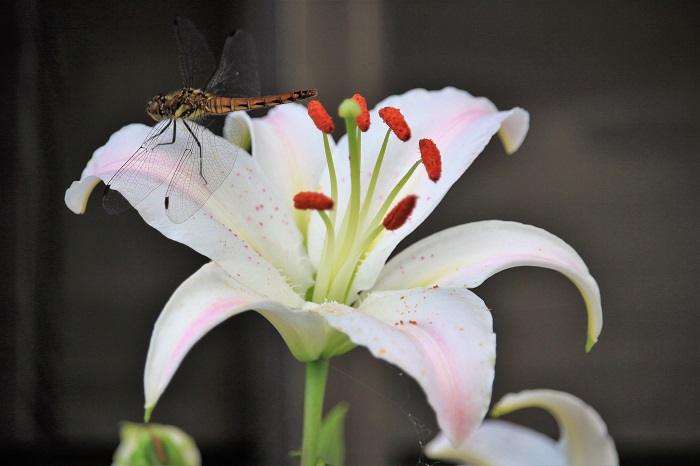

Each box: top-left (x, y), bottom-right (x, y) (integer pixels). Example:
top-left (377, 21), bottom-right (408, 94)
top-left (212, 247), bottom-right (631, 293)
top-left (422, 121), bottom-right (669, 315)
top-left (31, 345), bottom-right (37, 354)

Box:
top-left (144, 118), bottom-right (174, 147)
top-left (148, 118), bottom-right (208, 185)
top-left (181, 119), bottom-right (206, 184)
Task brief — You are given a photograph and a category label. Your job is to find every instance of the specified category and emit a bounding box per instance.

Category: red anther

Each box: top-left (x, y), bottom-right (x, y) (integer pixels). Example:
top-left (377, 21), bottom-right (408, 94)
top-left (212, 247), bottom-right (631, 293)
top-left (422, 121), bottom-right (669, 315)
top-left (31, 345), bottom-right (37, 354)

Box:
top-left (307, 100), bottom-right (334, 134)
top-left (378, 107), bottom-right (411, 141)
top-left (383, 195), bottom-right (418, 231)
top-left (352, 94), bottom-right (370, 131)
top-left (419, 138), bottom-right (442, 182)
top-left (293, 192), bottom-right (334, 210)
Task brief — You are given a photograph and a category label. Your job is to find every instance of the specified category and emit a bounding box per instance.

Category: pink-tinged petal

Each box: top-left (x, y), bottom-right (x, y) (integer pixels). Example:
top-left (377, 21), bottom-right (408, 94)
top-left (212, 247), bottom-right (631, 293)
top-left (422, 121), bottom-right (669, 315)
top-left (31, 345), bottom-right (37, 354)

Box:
top-left (317, 287), bottom-right (496, 445)
top-left (374, 220), bottom-right (602, 351)
top-left (425, 421), bottom-right (562, 466)
top-left (145, 262), bottom-right (335, 414)
top-left (226, 104), bottom-right (333, 235)
top-left (491, 390), bottom-right (618, 466)
top-left (65, 123), bottom-right (314, 301)
top-left (315, 88), bottom-right (529, 299)
top-left (150, 140), bottom-right (315, 299)
top-left (65, 123), bottom-right (153, 213)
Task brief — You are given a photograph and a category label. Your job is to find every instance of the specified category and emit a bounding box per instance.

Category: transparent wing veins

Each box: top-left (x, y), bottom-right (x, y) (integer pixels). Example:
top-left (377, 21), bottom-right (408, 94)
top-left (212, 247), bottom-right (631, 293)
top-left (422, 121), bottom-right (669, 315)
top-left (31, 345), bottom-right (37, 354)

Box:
top-left (164, 117), bottom-right (245, 223)
top-left (173, 17), bottom-right (216, 90)
top-left (103, 119), bottom-right (183, 214)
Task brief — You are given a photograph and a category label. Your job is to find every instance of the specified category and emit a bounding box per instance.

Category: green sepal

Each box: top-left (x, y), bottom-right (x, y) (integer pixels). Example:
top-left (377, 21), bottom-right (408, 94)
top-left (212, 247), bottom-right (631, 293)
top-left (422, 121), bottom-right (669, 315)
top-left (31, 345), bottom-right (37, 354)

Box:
top-left (316, 402), bottom-right (349, 466)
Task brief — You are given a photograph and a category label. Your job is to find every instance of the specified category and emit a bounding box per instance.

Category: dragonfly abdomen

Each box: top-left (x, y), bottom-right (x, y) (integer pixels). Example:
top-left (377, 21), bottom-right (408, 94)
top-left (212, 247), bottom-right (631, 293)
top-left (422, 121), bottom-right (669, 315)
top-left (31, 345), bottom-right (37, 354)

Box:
top-left (207, 89), bottom-right (317, 114)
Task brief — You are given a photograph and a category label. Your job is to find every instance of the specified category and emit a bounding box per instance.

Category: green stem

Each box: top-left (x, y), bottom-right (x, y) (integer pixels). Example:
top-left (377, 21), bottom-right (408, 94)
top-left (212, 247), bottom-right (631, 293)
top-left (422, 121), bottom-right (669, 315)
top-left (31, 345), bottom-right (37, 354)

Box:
top-left (301, 358), bottom-right (330, 466)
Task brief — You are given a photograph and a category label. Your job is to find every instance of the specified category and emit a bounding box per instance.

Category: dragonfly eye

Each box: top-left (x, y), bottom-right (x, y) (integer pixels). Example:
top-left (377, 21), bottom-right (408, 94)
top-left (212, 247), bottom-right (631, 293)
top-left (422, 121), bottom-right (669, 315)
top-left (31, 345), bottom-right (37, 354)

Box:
top-left (146, 95), bottom-right (165, 121)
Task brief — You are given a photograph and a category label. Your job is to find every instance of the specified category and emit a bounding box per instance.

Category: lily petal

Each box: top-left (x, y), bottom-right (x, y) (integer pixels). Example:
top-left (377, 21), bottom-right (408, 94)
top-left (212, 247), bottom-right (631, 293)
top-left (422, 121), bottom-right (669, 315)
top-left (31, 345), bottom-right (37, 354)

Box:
top-left (144, 262), bottom-right (334, 414)
top-left (425, 420), bottom-right (563, 466)
top-left (315, 88), bottom-right (529, 299)
top-left (492, 390), bottom-right (618, 466)
top-left (65, 123), bottom-right (314, 302)
top-left (317, 287), bottom-right (496, 445)
top-left (425, 389), bottom-right (618, 466)
top-left (65, 123), bottom-right (152, 214)
top-left (226, 104), bottom-right (333, 236)
top-left (373, 220), bottom-right (602, 351)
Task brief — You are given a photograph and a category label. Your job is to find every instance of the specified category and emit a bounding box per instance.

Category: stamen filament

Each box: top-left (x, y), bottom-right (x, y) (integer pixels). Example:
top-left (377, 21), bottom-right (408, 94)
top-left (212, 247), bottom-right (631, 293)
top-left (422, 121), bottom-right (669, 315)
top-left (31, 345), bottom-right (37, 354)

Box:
top-left (363, 160), bottom-right (422, 238)
top-left (329, 159), bottom-right (421, 302)
top-left (339, 223), bottom-right (385, 303)
top-left (358, 128), bottom-right (392, 229)
top-left (335, 193), bottom-right (418, 303)
top-left (312, 209), bottom-right (336, 302)
top-left (322, 133), bottom-right (338, 222)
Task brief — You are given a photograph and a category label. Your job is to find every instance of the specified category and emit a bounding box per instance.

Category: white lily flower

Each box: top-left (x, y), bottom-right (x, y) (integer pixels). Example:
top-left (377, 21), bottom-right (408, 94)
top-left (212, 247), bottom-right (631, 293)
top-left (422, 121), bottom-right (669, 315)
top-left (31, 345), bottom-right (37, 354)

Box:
top-left (425, 389), bottom-right (618, 465)
top-left (66, 87), bottom-right (602, 446)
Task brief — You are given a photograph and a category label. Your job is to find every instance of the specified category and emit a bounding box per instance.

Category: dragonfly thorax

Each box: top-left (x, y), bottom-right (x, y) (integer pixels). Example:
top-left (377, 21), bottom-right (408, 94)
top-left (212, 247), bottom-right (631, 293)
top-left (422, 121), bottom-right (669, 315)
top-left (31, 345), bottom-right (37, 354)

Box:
top-left (146, 87), bottom-right (210, 122)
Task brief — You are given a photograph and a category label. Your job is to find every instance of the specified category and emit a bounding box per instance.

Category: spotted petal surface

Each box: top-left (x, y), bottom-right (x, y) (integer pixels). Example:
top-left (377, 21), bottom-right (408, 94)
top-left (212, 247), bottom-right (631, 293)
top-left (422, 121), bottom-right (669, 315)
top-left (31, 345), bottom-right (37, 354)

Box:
top-left (374, 220), bottom-right (602, 350)
top-left (317, 287), bottom-right (496, 445)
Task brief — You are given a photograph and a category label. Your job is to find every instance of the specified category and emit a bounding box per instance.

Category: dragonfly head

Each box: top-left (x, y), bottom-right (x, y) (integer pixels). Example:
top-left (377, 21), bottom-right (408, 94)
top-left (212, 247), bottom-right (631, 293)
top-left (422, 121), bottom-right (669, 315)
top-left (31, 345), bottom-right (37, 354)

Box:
top-left (146, 94), bottom-right (167, 121)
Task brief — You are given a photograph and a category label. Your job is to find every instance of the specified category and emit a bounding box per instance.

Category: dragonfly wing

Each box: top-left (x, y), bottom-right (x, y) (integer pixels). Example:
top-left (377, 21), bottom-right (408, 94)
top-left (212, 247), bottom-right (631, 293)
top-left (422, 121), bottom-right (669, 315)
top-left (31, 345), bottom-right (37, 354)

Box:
top-left (205, 29), bottom-right (261, 98)
top-left (103, 119), bottom-right (183, 214)
top-left (173, 17), bottom-right (216, 90)
top-left (164, 120), bottom-right (241, 223)
top-left (199, 29), bottom-right (261, 135)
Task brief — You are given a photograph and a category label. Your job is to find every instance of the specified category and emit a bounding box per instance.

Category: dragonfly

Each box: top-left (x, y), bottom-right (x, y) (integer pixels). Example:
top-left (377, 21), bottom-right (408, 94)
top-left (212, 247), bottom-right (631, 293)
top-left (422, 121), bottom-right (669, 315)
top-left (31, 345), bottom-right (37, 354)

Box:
top-left (103, 18), bottom-right (317, 223)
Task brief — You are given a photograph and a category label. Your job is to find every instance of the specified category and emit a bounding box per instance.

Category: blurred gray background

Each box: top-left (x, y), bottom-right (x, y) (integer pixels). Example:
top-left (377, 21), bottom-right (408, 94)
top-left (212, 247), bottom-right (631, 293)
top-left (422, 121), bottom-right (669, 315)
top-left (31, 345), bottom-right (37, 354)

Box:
top-left (3, 0), bottom-right (698, 464)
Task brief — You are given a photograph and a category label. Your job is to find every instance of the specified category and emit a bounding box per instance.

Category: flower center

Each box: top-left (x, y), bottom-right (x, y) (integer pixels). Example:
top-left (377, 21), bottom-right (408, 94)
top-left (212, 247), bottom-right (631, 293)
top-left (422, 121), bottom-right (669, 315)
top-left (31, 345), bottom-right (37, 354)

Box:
top-left (299, 95), bottom-right (441, 305)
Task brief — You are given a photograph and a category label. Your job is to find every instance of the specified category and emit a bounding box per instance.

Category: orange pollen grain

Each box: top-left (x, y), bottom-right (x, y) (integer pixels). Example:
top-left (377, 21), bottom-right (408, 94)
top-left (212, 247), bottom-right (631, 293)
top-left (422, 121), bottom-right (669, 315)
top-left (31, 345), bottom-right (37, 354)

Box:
top-left (383, 195), bottom-right (418, 231)
top-left (409, 320), bottom-right (418, 325)
top-left (419, 138), bottom-right (442, 182)
top-left (352, 94), bottom-right (370, 131)
top-left (378, 107), bottom-right (411, 141)
top-left (307, 100), bottom-right (334, 134)
top-left (293, 192), bottom-right (334, 210)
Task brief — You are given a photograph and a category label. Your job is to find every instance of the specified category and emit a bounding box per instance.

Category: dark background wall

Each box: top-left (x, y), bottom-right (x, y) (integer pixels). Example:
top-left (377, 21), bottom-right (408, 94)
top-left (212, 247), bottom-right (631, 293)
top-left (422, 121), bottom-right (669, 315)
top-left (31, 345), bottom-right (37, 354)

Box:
top-left (2, 0), bottom-right (698, 464)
